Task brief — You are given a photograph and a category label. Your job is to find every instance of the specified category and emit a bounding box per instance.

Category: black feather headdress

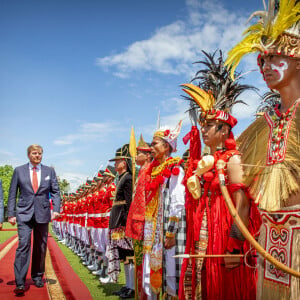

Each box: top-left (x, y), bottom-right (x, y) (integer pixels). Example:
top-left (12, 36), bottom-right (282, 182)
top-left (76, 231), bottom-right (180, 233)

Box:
top-left (182, 50), bottom-right (255, 128)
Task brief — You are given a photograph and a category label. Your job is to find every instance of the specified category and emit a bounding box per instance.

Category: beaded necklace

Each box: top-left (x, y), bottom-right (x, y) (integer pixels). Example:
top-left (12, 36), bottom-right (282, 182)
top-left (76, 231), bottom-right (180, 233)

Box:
top-left (265, 99), bottom-right (300, 165)
top-left (144, 157), bottom-right (182, 252)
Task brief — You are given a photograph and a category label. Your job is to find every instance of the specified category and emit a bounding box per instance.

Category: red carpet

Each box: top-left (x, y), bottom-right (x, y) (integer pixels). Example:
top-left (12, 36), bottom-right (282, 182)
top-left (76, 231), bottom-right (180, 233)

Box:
top-left (0, 236), bottom-right (49, 299)
top-left (47, 233), bottom-right (93, 300)
top-left (0, 233), bottom-right (92, 300)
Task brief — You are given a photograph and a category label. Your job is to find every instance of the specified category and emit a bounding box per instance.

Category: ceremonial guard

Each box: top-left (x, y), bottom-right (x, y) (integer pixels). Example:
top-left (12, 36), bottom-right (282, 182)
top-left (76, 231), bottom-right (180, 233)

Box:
top-left (226, 0), bottom-right (300, 298)
top-left (63, 194), bottom-right (72, 248)
top-left (97, 166), bottom-right (116, 279)
top-left (105, 144), bottom-right (135, 299)
top-left (74, 191), bottom-right (83, 255)
top-left (81, 180), bottom-right (92, 266)
top-left (91, 171), bottom-right (107, 275)
top-left (86, 177), bottom-right (100, 271)
top-left (68, 193), bottom-right (77, 251)
top-left (53, 193), bottom-right (66, 241)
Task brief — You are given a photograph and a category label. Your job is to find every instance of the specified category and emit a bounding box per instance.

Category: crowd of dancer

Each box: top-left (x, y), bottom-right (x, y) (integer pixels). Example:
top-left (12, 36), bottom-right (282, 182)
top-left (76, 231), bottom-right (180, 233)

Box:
top-left (52, 1), bottom-right (300, 299)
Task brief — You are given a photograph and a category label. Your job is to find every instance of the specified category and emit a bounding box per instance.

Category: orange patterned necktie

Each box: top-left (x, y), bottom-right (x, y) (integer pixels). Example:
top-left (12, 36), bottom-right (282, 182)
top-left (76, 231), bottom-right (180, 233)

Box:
top-left (32, 167), bottom-right (38, 193)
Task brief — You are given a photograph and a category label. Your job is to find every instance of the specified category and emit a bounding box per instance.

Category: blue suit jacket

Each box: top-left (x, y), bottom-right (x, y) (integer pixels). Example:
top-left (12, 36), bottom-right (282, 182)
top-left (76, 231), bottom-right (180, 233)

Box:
top-left (7, 163), bottom-right (61, 223)
top-left (0, 179), bottom-right (4, 223)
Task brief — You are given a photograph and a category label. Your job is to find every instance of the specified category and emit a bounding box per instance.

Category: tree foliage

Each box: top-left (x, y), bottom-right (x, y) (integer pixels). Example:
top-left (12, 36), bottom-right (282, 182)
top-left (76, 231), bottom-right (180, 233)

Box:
top-left (0, 165), bottom-right (14, 206)
top-left (57, 177), bottom-right (70, 194)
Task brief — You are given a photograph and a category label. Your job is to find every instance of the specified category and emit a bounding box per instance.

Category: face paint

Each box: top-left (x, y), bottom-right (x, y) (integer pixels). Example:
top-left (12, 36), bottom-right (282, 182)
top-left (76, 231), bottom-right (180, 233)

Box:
top-left (271, 60), bottom-right (288, 82)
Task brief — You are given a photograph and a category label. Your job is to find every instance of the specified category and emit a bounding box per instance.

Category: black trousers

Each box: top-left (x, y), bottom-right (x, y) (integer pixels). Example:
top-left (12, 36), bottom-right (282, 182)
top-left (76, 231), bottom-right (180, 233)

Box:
top-left (118, 247), bottom-right (134, 263)
top-left (14, 217), bottom-right (48, 285)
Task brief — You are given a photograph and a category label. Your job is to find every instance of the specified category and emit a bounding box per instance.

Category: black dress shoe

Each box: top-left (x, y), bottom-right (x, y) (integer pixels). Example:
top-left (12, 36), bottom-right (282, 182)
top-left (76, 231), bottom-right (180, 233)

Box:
top-left (112, 286), bottom-right (128, 296)
top-left (120, 288), bottom-right (135, 299)
top-left (33, 278), bottom-right (44, 288)
top-left (14, 285), bottom-right (25, 295)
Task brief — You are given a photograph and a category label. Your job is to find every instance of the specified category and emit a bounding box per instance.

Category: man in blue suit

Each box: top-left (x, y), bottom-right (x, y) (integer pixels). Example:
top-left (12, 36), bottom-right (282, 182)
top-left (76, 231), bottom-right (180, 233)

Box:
top-left (7, 144), bottom-right (61, 295)
top-left (0, 179), bottom-right (4, 230)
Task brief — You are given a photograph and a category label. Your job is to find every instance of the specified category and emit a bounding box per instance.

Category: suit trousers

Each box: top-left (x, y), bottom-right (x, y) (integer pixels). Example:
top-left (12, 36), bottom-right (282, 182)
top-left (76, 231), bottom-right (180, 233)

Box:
top-left (14, 217), bottom-right (49, 285)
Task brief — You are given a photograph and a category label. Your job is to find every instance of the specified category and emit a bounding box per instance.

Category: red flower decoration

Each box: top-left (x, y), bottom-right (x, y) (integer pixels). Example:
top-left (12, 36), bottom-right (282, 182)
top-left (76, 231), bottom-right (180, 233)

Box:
top-left (150, 181), bottom-right (158, 190)
top-left (163, 168), bottom-right (171, 178)
top-left (171, 167), bottom-right (180, 176)
top-left (164, 129), bottom-right (170, 136)
top-left (225, 139), bottom-right (236, 150)
top-left (156, 175), bottom-right (165, 185)
top-left (151, 160), bottom-right (160, 168)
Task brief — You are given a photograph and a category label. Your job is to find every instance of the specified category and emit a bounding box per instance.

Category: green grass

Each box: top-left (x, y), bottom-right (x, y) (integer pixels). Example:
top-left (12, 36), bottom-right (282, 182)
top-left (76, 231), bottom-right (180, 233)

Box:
top-left (49, 227), bottom-right (126, 300)
top-left (0, 222), bottom-right (18, 244)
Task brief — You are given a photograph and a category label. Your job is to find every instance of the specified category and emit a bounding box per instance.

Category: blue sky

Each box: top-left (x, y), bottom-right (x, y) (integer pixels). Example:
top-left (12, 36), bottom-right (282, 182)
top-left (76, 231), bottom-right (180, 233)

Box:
top-left (0, 0), bottom-right (269, 191)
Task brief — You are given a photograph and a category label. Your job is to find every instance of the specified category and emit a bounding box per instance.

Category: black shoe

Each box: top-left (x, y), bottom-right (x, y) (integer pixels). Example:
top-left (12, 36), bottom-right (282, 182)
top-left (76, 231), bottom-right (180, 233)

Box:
top-left (120, 288), bottom-right (135, 299)
top-left (33, 278), bottom-right (44, 288)
top-left (14, 285), bottom-right (25, 295)
top-left (112, 286), bottom-right (128, 296)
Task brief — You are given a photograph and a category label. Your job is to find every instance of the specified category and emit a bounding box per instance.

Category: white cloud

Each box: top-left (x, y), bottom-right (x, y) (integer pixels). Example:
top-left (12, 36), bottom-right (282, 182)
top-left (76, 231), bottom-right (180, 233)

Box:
top-left (160, 97), bottom-right (190, 127)
top-left (64, 159), bottom-right (84, 167)
top-left (0, 149), bottom-right (22, 167)
top-left (54, 121), bottom-right (120, 146)
top-left (232, 90), bottom-right (260, 119)
top-left (136, 97), bottom-right (190, 138)
top-left (96, 0), bottom-right (251, 78)
top-left (57, 171), bottom-right (90, 192)
top-left (0, 149), bottom-right (14, 158)
top-left (47, 147), bottom-right (78, 158)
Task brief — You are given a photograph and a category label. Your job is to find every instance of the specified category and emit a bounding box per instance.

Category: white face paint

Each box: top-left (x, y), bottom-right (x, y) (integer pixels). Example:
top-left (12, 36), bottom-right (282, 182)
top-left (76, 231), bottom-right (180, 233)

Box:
top-left (271, 60), bottom-right (288, 82)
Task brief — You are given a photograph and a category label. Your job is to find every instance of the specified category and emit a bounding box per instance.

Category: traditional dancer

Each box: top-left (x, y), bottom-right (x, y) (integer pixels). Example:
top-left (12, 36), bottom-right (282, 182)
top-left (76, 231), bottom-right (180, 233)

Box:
top-left (179, 51), bottom-right (261, 300)
top-left (143, 121), bottom-right (186, 299)
top-left (226, 0), bottom-right (300, 298)
top-left (126, 135), bottom-right (152, 299)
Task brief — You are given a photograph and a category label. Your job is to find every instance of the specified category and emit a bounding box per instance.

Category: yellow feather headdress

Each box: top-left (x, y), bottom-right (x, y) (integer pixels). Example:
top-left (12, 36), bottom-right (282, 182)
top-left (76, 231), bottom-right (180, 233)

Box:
top-left (225, 0), bottom-right (300, 78)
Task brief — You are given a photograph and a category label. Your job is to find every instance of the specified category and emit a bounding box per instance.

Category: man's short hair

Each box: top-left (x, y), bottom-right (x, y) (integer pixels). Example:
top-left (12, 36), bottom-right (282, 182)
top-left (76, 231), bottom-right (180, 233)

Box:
top-left (27, 144), bottom-right (43, 155)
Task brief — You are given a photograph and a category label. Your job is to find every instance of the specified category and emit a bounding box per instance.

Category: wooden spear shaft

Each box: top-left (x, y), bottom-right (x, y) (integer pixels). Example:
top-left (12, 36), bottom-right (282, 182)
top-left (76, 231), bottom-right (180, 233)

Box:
top-left (173, 254), bottom-right (244, 259)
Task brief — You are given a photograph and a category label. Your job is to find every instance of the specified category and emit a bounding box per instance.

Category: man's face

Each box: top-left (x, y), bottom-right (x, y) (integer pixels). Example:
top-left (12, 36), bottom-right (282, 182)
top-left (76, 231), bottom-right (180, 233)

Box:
top-left (136, 150), bottom-right (149, 166)
top-left (28, 148), bottom-right (43, 165)
top-left (258, 54), bottom-right (299, 90)
top-left (102, 175), bottom-right (108, 184)
top-left (151, 137), bottom-right (169, 160)
top-left (114, 159), bottom-right (126, 174)
top-left (96, 179), bottom-right (103, 188)
top-left (103, 175), bottom-right (112, 184)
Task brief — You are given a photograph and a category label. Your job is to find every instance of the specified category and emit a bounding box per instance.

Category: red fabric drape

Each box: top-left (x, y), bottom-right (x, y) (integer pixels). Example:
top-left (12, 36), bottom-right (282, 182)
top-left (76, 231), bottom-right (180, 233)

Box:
top-left (179, 126), bottom-right (201, 300)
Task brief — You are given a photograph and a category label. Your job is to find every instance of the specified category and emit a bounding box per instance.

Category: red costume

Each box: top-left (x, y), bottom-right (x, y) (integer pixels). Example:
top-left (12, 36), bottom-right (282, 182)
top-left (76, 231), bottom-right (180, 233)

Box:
top-left (191, 149), bottom-right (261, 299)
top-left (93, 188), bottom-right (106, 229)
top-left (101, 182), bottom-right (116, 228)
